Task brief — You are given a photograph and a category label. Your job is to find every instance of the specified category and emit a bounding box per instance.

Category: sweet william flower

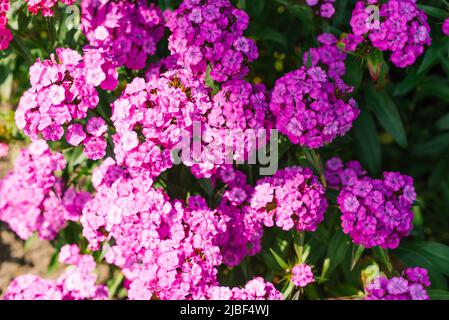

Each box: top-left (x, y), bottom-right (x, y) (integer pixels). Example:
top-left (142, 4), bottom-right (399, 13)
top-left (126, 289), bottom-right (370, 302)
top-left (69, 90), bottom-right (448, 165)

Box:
top-left (0, 141), bottom-right (90, 240)
top-left (291, 263), bottom-right (315, 287)
top-left (81, 0), bottom-right (164, 70)
top-left (344, 0), bottom-right (431, 68)
top-left (365, 267), bottom-right (430, 300)
top-left (167, 0), bottom-right (258, 82)
top-left (16, 47), bottom-right (117, 160)
top-left (3, 245), bottom-right (108, 300)
top-left (270, 66), bottom-right (359, 149)
top-left (337, 167), bottom-right (416, 249)
top-left (251, 166), bottom-right (328, 232)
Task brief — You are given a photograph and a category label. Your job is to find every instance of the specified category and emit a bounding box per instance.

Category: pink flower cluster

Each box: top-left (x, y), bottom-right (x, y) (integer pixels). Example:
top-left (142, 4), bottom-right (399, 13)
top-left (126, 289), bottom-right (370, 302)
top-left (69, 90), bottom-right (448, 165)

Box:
top-left (145, 55), bottom-right (180, 79)
top-left (167, 0), bottom-right (258, 82)
top-left (207, 80), bottom-right (273, 163)
top-left (305, 0), bottom-right (336, 19)
top-left (0, 142), bottom-right (8, 158)
top-left (303, 33), bottom-right (347, 80)
top-left (443, 18), bottom-right (449, 36)
top-left (215, 166), bottom-right (264, 267)
top-left (365, 267), bottom-right (430, 300)
top-left (345, 0), bottom-right (431, 68)
top-left (337, 168), bottom-right (416, 249)
top-left (3, 245), bottom-right (108, 300)
top-left (81, 0), bottom-right (164, 70)
top-left (291, 263), bottom-right (315, 287)
top-left (15, 47), bottom-right (118, 160)
top-left (112, 69), bottom-right (271, 179)
top-left (0, 141), bottom-right (90, 240)
top-left (207, 277), bottom-right (283, 300)
top-left (270, 66), bottom-right (359, 148)
top-left (23, 0), bottom-right (76, 17)
top-left (82, 161), bottom-right (224, 299)
top-left (0, 0), bottom-right (12, 50)
top-left (81, 160), bottom-right (280, 300)
top-left (325, 157), bottom-right (366, 189)
top-left (251, 166), bottom-right (328, 232)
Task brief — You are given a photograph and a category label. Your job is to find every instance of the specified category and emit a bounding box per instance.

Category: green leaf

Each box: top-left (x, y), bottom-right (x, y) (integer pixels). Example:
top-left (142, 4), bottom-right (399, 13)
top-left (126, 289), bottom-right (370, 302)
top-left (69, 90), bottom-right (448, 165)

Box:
top-left (108, 271), bottom-right (124, 299)
top-left (204, 65), bottom-right (220, 95)
top-left (282, 281), bottom-right (295, 299)
top-left (413, 133), bottom-right (449, 156)
top-left (270, 248), bottom-right (289, 270)
top-left (416, 78), bottom-right (449, 103)
top-left (393, 72), bottom-right (422, 96)
top-left (353, 110), bottom-right (382, 175)
top-left (394, 244), bottom-right (448, 290)
top-left (366, 86), bottom-right (408, 148)
top-left (428, 290), bottom-right (449, 300)
top-left (436, 112), bottom-right (449, 130)
top-left (18, 11), bottom-right (31, 31)
top-left (417, 40), bottom-right (445, 75)
top-left (258, 27), bottom-right (288, 47)
top-left (351, 245), bottom-right (365, 271)
top-left (402, 242), bottom-right (449, 277)
top-left (373, 247), bottom-right (393, 273)
top-left (417, 5), bottom-right (448, 19)
top-left (326, 229), bottom-right (350, 274)
top-left (318, 258), bottom-right (331, 284)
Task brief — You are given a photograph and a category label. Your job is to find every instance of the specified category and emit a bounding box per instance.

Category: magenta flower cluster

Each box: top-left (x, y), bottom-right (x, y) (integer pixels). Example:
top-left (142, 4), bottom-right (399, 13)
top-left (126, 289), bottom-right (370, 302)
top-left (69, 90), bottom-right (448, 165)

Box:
top-left (443, 18), bottom-right (449, 36)
top-left (3, 244), bottom-right (108, 300)
top-left (15, 47), bottom-right (118, 160)
top-left (81, 0), bottom-right (164, 70)
top-left (365, 267), bottom-right (430, 300)
top-left (0, 0), bottom-right (12, 50)
top-left (112, 68), bottom-right (272, 179)
top-left (337, 167), bottom-right (416, 249)
top-left (209, 80), bottom-right (272, 159)
top-left (305, 0), bottom-right (336, 19)
top-left (291, 263), bottom-right (315, 288)
top-left (270, 66), bottom-right (359, 148)
top-left (111, 70), bottom-right (207, 179)
top-left (303, 33), bottom-right (348, 81)
top-left (345, 0), bottom-right (431, 67)
top-left (325, 157), bottom-right (366, 189)
top-left (251, 166), bottom-right (328, 232)
top-left (80, 160), bottom-right (281, 300)
top-left (215, 166), bottom-right (264, 267)
top-left (167, 0), bottom-right (258, 82)
top-left (0, 141), bottom-right (90, 240)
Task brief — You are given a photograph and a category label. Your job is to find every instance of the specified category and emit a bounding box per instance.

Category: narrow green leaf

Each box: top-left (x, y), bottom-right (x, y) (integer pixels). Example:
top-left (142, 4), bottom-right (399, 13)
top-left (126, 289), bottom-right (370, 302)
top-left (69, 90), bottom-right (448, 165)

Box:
top-left (393, 73), bottom-right (422, 96)
top-left (373, 247), bottom-right (393, 273)
top-left (351, 245), bottom-right (365, 271)
top-left (366, 86), bottom-right (408, 147)
top-left (403, 242), bottom-right (449, 277)
top-left (270, 248), bottom-right (289, 270)
top-left (417, 41), bottom-right (445, 74)
top-left (282, 281), bottom-right (295, 299)
top-left (326, 229), bottom-right (350, 274)
top-left (418, 5), bottom-right (448, 19)
top-left (428, 290), bottom-right (449, 300)
top-left (353, 110), bottom-right (381, 175)
top-left (436, 112), bottom-right (449, 130)
top-left (413, 133), bottom-right (449, 156)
